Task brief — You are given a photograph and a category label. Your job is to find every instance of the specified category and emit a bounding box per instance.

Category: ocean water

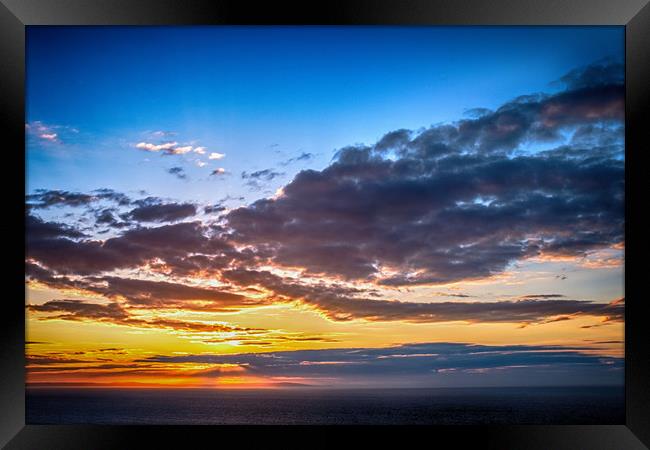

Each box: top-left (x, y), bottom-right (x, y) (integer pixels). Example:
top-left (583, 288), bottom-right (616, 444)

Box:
top-left (26, 386), bottom-right (624, 425)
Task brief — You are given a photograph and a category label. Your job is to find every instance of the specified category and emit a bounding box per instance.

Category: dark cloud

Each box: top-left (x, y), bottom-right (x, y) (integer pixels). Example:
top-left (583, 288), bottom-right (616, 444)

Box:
top-left (28, 299), bottom-right (129, 320)
top-left (95, 208), bottom-right (118, 225)
top-left (27, 211), bottom-right (623, 327)
top-left (434, 292), bottom-right (472, 298)
top-left (220, 268), bottom-right (622, 324)
top-left (28, 254), bottom-right (622, 326)
top-left (27, 221), bottom-right (234, 275)
top-left (300, 294), bottom-right (623, 325)
top-left (225, 61), bottom-right (624, 286)
top-left (242, 169), bottom-right (284, 181)
top-left (91, 189), bottom-right (132, 206)
top-left (93, 208), bottom-right (131, 229)
top-left (570, 124), bottom-right (624, 148)
top-left (139, 342), bottom-right (623, 387)
top-left (241, 169), bottom-right (285, 190)
top-left (26, 262), bottom-right (261, 311)
top-left (220, 268), bottom-right (373, 302)
top-left (219, 195), bottom-right (245, 203)
top-left (463, 107), bottom-right (493, 119)
top-left (280, 152), bottom-right (315, 166)
top-left (27, 299), bottom-right (255, 333)
top-left (226, 151), bottom-right (623, 285)
top-left (26, 214), bottom-right (87, 240)
top-left (86, 276), bottom-right (253, 308)
top-left (123, 202), bottom-right (197, 223)
top-left (26, 261), bottom-right (76, 289)
top-left (167, 166), bottom-right (187, 180)
top-left (26, 363), bottom-right (157, 373)
top-left (131, 196), bottom-right (162, 207)
top-left (299, 294), bottom-right (623, 325)
top-left (558, 59), bottom-right (624, 90)
top-left (27, 355), bottom-right (87, 365)
top-left (204, 204), bottom-right (226, 214)
top-left (27, 189), bottom-right (131, 209)
top-left (199, 334), bottom-right (339, 347)
top-left (374, 129), bottom-right (412, 153)
top-left (26, 190), bottom-right (95, 209)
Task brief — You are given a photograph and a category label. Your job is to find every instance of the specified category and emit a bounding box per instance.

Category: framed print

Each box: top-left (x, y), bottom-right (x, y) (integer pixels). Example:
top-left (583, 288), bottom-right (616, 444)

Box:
top-left (1, 0), bottom-right (649, 448)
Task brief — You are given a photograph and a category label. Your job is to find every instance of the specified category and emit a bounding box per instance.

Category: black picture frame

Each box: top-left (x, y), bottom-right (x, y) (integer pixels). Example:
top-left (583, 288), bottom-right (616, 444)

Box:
top-left (1, 1), bottom-right (648, 448)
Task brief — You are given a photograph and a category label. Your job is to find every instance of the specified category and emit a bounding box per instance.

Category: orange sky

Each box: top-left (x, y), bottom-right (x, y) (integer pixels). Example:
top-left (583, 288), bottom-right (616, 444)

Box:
top-left (26, 251), bottom-right (624, 388)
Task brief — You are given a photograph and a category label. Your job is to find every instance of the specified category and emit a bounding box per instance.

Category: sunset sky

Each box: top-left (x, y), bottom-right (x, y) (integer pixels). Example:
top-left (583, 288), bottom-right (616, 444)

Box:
top-left (25, 26), bottom-right (624, 389)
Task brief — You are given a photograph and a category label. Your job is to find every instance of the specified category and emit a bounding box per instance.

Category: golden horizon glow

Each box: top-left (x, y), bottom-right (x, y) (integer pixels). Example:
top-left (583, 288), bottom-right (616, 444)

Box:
top-left (27, 251), bottom-right (625, 388)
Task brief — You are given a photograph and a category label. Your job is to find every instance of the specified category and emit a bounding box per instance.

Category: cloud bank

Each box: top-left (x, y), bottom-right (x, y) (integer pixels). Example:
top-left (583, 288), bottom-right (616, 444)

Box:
top-left (138, 341), bottom-right (623, 387)
top-left (225, 61), bottom-right (624, 286)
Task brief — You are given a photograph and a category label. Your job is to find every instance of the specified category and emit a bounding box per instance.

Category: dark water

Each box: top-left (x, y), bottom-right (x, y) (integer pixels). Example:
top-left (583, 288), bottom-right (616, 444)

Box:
top-left (26, 386), bottom-right (624, 425)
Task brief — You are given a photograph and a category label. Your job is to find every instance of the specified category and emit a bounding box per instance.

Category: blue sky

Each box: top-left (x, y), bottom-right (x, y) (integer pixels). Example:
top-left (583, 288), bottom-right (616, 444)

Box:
top-left (26, 26), bottom-right (623, 206)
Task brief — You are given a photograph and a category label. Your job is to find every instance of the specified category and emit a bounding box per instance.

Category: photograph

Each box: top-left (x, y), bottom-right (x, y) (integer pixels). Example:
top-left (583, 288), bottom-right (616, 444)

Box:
top-left (24, 25), bottom-right (626, 425)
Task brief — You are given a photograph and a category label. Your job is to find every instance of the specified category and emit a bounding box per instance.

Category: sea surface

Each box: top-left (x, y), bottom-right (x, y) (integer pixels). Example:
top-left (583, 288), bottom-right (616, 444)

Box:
top-left (26, 386), bottom-right (624, 425)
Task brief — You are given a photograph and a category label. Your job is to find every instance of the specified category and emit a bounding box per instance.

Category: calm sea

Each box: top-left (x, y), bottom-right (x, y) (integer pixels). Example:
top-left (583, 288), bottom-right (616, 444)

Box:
top-left (26, 386), bottom-right (624, 425)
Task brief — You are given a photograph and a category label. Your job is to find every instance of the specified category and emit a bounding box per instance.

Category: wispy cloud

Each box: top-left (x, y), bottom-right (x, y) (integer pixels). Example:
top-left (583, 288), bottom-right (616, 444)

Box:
top-left (167, 166), bottom-right (188, 180)
top-left (39, 133), bottom-right (58, 142)
top-left (149, 130), bottom-right (177, 138)
top-left (280, 151), bottom-right (314, 166)
top-left (241, 169), bottom-right (284, 190)
top-left (26, 121), bottom-right (79, 144)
